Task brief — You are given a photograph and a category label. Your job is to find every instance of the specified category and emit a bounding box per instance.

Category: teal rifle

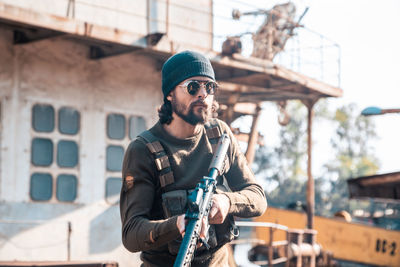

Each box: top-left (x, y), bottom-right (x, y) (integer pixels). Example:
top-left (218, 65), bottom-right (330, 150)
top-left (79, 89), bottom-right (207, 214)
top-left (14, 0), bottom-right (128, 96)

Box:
top-left (173, 134), bottom-right (230, 267)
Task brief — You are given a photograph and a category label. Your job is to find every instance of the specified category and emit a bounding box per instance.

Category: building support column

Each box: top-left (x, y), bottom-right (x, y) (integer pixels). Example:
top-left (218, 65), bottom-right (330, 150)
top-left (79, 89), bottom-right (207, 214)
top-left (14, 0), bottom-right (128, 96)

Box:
top-left (302, 99), bottom-right (317, 230)
top-left (245, 104), bottom-right (262, 165)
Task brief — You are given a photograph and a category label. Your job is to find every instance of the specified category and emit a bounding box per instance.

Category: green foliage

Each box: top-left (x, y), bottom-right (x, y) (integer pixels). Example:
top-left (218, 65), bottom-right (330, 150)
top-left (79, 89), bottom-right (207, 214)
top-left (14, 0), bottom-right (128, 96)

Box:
top-left (319, 103), bottom-right (379, 215)
top-left (254, 101), bottom-right (380, 216)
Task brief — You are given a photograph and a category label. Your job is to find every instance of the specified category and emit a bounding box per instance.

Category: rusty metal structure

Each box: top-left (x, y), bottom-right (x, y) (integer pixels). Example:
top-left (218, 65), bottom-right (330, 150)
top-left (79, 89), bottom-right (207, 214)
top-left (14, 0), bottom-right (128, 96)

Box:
top-left (255, 206), bottom-right (400, 267)
top-left (234, 221), bottom-right (331, 267)
top-left (232, 2), bottom-right (308, 61)
top-left (348, 171), bottom-right (400, 201)
top-left (219, 2), bottom-right (339, 233)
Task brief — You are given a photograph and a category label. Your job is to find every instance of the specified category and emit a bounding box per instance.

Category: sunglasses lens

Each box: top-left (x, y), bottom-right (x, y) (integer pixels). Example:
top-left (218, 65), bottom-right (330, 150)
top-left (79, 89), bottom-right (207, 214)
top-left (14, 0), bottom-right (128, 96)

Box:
top-left (184, 81), bottom-right (218, 95)
top-left (187, 81), bottom-right (200, 95)
top-left (205, 82), bottom-right (217, 95)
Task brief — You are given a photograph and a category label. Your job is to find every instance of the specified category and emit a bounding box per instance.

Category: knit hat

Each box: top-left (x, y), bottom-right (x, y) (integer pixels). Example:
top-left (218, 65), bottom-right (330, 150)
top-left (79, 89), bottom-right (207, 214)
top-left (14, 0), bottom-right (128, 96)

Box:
top-left (161, 50), bottom-right (215, 98)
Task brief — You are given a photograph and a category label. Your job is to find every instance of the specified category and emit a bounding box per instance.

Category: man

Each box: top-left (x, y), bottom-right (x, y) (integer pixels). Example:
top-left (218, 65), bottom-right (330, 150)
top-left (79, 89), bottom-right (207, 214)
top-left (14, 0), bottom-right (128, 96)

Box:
top-left (120, 50), bottom-right (267, 266)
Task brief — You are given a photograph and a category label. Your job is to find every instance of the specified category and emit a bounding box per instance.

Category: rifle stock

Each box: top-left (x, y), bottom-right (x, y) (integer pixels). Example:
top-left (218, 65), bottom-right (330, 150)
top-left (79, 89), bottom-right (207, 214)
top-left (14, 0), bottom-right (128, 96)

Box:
top-left (173, 134), bottom-right (230, 267)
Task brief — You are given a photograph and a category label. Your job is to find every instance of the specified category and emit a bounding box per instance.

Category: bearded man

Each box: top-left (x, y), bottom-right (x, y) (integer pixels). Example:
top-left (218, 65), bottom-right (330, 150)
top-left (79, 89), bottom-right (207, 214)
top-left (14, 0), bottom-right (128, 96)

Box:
top-left (120, 50), bottom-right (267, 267)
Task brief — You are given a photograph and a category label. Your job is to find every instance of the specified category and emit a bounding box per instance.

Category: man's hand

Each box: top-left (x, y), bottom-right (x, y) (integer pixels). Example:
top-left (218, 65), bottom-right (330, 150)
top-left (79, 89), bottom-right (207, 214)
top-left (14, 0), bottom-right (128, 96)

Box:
top-left (176, 214), bottom-right (186, 237)
top-left (176, 214), bottom-right (208, 248)
top-left (208, 194), bottom-right (230, 224)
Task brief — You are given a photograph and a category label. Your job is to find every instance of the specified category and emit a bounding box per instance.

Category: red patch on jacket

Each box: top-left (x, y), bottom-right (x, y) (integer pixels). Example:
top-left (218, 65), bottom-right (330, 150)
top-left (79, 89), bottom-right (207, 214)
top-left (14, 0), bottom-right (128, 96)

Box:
top-left (124, 175), bottom-right (134, 191)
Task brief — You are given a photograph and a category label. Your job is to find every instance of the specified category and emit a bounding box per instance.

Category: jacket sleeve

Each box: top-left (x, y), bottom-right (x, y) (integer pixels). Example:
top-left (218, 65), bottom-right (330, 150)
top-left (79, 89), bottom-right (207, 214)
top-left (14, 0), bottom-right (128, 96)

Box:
top-left (218, 120), bottom-right (267, 218)
top-left (120, 139), bottom-right (181, 253)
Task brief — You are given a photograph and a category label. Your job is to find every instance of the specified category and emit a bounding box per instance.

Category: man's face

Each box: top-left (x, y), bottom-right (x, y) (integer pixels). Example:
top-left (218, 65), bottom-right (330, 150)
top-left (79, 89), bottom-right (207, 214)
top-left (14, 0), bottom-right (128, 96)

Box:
top-left (168, 76), bottom-right (216, 126)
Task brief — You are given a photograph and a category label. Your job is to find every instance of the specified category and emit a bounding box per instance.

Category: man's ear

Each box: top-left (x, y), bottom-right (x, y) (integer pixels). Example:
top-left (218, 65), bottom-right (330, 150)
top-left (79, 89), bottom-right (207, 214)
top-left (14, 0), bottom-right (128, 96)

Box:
top-left (166, 93), bottom-right (172, 101)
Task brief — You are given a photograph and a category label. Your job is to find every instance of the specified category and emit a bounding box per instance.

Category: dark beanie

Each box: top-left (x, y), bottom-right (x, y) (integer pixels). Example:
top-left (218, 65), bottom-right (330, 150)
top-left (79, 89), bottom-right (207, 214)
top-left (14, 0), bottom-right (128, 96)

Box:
top-left (162, 50), bottom-right (215, 98)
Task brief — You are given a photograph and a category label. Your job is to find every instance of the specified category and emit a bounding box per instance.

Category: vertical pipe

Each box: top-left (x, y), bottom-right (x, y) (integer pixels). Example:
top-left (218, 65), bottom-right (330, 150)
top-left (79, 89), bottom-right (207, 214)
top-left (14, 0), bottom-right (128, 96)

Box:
top-left (297, 232), bottom-right (303, 267)
top-left (304, 100), bottom-right (315, 230)
top-left (67, 221), bottom-right (72, 260)
top-left (285, 231), bottom-right (290, 267)
top-left (166, 0), bottom-right (169, 36)
top-left (210, 0), bottom-right (214, 50)
top-left (245, 104), bottom-right (262, 165)
top-left (268, 227), bottom-right (273, 267)
top-left (146, 0), bottom-right (150, 37)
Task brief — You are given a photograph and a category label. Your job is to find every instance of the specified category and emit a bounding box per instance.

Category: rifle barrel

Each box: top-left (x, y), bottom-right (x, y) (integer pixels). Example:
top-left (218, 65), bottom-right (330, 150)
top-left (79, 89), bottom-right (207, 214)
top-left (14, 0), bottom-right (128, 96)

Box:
top-left (173, 134), bottom-right (230, 267)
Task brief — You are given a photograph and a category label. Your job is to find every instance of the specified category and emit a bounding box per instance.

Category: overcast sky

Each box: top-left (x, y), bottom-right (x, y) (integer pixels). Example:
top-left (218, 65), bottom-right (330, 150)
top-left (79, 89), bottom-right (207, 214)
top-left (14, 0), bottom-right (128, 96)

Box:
top-left (304, 0), bottom-right (400, 174)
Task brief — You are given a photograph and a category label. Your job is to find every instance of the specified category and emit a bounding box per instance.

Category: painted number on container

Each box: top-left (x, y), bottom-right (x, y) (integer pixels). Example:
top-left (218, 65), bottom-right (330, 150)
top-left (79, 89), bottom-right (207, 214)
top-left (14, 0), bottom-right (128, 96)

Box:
top-left (376, 239), bottom-right (396, 256)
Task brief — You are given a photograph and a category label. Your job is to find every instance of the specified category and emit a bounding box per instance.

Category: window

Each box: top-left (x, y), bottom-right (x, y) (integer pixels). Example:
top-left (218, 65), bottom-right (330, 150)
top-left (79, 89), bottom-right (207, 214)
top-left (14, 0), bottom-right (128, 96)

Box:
top-left (105, 113), bottom-right (146, 204)
top-left (106, 145), bottom-right (124, 172)
top-left (107, 114), bottom-right (125, 140)
top-left (30, 173), bottom-right (53, 201)
top-left (56, 174), bottom-right (77, 202)
top-left (57, 140), bottom-right (78, 167)
top-left (59, 107), bottom-right (80, 135)
top-left (129, 115), bottom-right (146, 139)
top-left (30, 104), bottom-right (80, 202)
top-left (31, 138), bottom-right (53, 166)
top-left (105, 177), bottom-right (122, 204)
top-left (32, 104), bottom-right (55, 132)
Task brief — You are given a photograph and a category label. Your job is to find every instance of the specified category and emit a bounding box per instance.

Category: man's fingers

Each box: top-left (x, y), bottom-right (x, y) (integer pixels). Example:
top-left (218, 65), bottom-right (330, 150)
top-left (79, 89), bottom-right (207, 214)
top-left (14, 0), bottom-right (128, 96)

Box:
top-left (208, 194), bottom-right (230, 224)
top-left (197, 217), bottom-right (208, 248)
top-left (209, 205), bottom-right (218, 218)
top-left (176, 214), bottom-right (186, 237)
top-left (200, 217), bottom-right (209, 238)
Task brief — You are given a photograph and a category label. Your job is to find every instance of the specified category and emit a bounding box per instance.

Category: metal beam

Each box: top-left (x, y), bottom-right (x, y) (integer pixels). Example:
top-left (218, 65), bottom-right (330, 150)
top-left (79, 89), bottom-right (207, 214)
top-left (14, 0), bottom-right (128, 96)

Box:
top-left (89, 45), bottom-right (141, 60)
top-left (13, 29), bottom-right (64, 45)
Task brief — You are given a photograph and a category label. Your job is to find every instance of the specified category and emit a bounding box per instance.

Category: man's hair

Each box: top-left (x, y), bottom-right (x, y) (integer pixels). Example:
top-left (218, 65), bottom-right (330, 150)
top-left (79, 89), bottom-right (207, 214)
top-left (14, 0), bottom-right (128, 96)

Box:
top-left (158, 98), bottom-right (173, 125)
top-left (158, 98), bottom-right (219, 125)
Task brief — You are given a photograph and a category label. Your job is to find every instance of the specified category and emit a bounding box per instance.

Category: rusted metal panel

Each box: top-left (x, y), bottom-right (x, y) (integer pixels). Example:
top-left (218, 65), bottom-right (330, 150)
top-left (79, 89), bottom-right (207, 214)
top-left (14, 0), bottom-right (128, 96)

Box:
top-left (255, 207), bottom-right (400, 267)
top-left (347, 172), bottom-right (400, 201)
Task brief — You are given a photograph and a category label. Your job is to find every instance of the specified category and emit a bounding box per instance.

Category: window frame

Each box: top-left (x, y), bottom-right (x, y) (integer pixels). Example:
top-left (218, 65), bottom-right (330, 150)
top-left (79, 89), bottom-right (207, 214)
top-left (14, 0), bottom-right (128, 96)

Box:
top-left (105, 112), bottom-right (147, 205)
top-left (30, 103), bottom-right (81, 203)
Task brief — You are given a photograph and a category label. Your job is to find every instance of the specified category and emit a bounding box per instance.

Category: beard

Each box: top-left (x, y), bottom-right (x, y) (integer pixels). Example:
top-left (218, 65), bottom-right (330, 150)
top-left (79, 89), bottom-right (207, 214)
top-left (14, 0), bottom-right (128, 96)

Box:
top-left (171, 95), bottom-right (211, 126)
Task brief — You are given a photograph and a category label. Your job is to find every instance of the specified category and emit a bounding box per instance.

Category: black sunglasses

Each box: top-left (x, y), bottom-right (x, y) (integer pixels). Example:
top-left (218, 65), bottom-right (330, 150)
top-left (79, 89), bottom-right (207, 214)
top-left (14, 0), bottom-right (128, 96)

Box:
top-left (179, 80), bottom-right (218, 96)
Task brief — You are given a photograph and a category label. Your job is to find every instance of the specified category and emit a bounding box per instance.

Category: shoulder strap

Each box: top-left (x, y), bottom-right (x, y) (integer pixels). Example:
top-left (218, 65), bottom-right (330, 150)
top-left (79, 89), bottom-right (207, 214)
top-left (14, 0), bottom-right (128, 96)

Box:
top-left (204, 119), bottom-right (231, 188)
top-left (204, 119), bottom-right (222, 152)
top-left (138, 130), bottom-right (175, 188)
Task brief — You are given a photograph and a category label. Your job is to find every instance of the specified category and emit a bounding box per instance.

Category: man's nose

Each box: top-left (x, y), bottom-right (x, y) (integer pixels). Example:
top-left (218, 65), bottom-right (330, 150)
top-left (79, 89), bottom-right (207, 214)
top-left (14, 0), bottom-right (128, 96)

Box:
top-left (197, 84), bottom-right (208, 99)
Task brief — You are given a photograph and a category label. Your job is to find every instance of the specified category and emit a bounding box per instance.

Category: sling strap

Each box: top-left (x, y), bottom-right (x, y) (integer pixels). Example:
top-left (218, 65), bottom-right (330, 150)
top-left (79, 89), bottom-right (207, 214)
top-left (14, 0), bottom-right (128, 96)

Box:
top-left (139, 130), bottom-right (175, 188)
top-left (205, 119), bottom-right (231, 181)
top-left (204, 119), bottom-right (222, 152)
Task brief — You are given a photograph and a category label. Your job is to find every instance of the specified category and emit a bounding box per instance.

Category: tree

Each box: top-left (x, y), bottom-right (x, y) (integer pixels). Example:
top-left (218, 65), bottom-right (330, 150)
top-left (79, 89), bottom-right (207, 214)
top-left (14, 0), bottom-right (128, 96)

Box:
top-left (253, 101), bottom-right (379, 216)
top-left (319, 103), bottom-right (379, 215)
top-left (253, 100), bottom-right (309, 209)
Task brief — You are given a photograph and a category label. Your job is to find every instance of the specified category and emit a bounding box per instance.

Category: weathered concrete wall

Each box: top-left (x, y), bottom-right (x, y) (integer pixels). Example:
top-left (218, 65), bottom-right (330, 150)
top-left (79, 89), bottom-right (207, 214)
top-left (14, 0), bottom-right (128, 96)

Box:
top-left (0, 0), bottom-right (213, 52)
top-left (0, 25), bottom-right (162, 266)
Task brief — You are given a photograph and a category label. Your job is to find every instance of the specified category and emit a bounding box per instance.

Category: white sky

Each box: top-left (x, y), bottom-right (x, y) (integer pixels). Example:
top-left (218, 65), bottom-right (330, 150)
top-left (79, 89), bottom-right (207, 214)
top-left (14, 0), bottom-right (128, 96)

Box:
top-left (214, 0), bottom-right (400, 175)
top-left (303, 0), bottom-right (400, 174)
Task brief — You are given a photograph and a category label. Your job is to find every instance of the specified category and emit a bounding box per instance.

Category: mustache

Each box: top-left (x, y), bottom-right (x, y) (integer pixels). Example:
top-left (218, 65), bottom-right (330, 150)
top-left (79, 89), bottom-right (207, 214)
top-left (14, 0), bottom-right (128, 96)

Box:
top-left (190, 99), bottom-right (208, 108)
